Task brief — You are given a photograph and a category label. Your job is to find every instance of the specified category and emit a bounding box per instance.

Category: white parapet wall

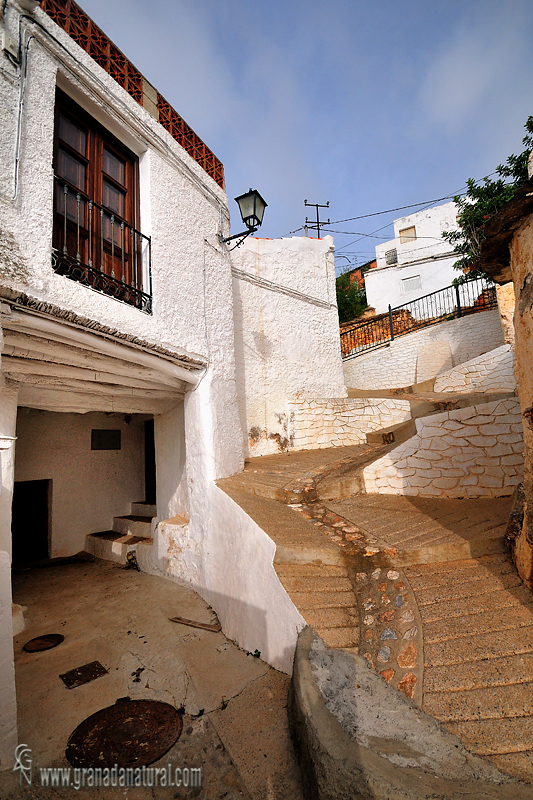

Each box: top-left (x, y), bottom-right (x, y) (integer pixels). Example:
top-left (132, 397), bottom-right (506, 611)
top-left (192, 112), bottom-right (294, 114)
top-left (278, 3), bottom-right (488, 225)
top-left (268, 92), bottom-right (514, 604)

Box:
top-left (287, 397), bottom-right (411, 451)
top-left (231, 236), bottom-right (346, 457)
top-left (434, 345), bottom-right (516, 394)
top-left (363, 397), bottom-right (523, 498)
top-left (344, 310), bottom-right (504, 390)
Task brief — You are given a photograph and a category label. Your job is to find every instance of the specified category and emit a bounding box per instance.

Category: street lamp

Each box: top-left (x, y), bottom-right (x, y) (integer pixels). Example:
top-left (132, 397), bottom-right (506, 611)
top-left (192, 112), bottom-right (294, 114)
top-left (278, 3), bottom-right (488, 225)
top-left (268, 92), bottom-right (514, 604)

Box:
top-left (220, 188), bottom-right (267, 249)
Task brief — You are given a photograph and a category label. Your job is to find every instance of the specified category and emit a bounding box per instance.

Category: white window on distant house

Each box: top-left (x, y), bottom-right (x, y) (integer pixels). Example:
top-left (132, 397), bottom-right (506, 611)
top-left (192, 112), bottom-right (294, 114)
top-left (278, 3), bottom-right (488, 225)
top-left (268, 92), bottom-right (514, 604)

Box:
top-left (401, 275), bottom-right (421, 294)
top-left (385, 248), bottom-right (398, 265)
top-left (399, 225), bottom-right (416, 243)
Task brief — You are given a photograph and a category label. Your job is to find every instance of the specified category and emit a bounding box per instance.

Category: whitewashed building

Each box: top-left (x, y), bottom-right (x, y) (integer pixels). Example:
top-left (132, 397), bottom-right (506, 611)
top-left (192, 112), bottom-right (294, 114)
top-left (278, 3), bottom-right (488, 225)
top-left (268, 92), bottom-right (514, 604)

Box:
top-left (365, 201), bottom-right (460, 313)
top-left (0, 0), bottom-right (344, 766)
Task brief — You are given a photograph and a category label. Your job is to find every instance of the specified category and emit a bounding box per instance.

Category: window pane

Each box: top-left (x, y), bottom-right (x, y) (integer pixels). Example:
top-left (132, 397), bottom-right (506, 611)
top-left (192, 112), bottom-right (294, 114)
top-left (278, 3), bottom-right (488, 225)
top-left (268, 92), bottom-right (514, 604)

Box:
top-left (102, 211), bottom-right (123, 247)
top-left (55, 183), bottom-right (87, 223)
top-left (103, 148), bottom-right (125, 185)
top-left (102, 179), bottom-right (125, 216)
top-left (402, 275), bottom-right (421, 293)
top-left (385, 248), bottom-right (397, 265)
top-left (57, 147), bottom-right (86, 190)
top-left (59, 115), bottom-right (86, 154)
top-left (399, 226), bottom-right (416, 244)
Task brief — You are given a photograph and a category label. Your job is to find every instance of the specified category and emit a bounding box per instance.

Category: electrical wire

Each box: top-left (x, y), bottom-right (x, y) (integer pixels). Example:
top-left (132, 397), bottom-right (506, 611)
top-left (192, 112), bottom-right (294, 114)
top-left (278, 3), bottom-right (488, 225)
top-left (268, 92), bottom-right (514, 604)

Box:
top-left (287, 171), bottom-right (503, 243)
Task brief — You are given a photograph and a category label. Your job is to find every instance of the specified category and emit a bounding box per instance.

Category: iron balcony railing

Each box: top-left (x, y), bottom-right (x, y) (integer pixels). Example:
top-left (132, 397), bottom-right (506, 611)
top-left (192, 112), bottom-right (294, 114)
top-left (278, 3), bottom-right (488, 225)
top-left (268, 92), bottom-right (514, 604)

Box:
top-left (341, 276), bottom-right (497, 359)
top-left (52, 176), bottom-right (152, 313)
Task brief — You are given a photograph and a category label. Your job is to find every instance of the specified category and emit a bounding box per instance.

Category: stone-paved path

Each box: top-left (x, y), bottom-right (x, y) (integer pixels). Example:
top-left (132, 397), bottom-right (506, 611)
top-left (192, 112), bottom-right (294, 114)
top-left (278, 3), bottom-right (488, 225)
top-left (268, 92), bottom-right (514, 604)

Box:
top-left (218, 446), bottom-right (533, 784)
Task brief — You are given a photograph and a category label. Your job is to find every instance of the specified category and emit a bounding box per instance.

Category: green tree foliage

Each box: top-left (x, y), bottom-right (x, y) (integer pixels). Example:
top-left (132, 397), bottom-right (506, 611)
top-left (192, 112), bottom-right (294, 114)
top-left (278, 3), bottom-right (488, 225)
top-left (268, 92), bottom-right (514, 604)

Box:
top-left (336, 272), bottom-right (368, 323)
top-left (443, 116), bottom-right (533, 280)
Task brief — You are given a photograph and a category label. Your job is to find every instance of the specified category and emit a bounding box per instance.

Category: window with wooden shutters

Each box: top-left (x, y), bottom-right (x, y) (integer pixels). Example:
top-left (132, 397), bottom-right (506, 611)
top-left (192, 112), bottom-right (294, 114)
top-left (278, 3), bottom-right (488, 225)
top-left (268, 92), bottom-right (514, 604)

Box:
top-left (52, 90), bottom-right (152, 313)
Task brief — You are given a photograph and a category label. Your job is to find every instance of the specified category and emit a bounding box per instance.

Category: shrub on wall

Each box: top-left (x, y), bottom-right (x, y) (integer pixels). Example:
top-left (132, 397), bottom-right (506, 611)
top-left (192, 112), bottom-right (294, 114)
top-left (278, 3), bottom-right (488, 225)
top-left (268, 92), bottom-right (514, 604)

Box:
top-left (336, 272), bottom-right (368, 323)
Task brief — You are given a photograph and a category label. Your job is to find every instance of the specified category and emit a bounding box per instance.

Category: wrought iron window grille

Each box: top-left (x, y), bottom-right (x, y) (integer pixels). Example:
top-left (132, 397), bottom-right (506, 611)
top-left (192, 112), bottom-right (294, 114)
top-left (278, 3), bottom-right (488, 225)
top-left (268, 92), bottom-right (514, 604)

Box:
top-left (52, 177), bottom-right (152, 314)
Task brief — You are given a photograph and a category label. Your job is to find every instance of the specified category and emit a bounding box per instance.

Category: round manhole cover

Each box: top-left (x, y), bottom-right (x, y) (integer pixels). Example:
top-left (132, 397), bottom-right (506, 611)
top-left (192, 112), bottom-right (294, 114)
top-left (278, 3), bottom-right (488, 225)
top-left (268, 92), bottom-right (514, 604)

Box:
top-left (66, 698), bottom-right (183, 768)
top-left (23, 634), bottom-right (64, 653)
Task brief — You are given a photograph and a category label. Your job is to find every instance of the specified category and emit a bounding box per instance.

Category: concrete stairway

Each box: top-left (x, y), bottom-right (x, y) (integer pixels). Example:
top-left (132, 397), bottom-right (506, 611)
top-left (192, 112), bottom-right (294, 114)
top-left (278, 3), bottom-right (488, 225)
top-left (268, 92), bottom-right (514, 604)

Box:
top-left (85, 501), bottom-right (156, 564)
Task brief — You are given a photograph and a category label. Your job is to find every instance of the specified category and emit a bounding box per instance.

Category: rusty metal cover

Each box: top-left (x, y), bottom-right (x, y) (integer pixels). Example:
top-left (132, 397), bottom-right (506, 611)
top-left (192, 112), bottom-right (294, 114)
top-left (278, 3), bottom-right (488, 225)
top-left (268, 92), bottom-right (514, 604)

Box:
top-left (23, 634), bottom-right (64, 653)
top-left (66, 698), bottom-right (183, 768)
top-left (60, 660), bottom-right (108, 689)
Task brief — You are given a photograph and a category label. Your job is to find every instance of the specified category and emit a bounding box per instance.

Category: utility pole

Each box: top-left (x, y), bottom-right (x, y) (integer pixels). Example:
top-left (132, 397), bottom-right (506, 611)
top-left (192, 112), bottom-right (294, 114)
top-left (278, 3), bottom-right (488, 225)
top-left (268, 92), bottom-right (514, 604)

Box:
top-left (304, 200), bottom-right (330, 239)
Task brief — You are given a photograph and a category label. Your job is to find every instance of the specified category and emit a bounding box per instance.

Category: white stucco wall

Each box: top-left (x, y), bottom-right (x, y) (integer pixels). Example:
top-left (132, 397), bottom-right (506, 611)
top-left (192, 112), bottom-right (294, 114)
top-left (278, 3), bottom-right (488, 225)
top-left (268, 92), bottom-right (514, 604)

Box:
top-left (363, 397), bottom-right (523, 498)
top-left (434, 345), bottom-right (516, 394)
top-left (200, 485), bottom-right (306, 674)
top-left (231, 236), bottom-right (346, 457)
top-left (0, 6), bottom-right (233, 362)
top-left (0, 0), bottom-right (308, 677)
top-left (368, 202), bottom-right (459, 314)
top-left (154, 403), bottom-right (188, 520)
top-left (0, 381), bottom-right (18, 556)
top-left (139, 484), bottom-right (306, 674)
top-left (343, 310), bottom-right (505, 390)
top-left (14, 409), bottom-right (145, 557)
top-left (365, 256), bottom-right (459, 315)
top-left (0, 550), bottom-right (17, 769)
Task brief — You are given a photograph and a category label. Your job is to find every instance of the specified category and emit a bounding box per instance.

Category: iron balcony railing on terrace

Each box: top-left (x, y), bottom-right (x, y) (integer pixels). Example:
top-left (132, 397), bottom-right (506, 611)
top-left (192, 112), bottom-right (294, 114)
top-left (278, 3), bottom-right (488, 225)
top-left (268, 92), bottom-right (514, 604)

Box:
top-left (52, 177), bottom-right (152, 313)
top-left (341, 277), bottom-right (497, 359)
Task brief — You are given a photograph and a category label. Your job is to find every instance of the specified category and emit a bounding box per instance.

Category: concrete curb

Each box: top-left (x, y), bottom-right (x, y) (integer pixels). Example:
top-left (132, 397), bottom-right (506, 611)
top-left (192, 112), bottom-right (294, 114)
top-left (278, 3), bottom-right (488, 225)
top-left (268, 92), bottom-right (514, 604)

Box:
top-left (288, 627), bottom-right (533, 800)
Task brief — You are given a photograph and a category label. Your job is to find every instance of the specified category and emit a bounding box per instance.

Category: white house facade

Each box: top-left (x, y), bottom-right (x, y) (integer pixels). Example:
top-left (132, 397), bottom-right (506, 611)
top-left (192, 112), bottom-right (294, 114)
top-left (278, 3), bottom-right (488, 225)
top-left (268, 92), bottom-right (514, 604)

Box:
top-left (0, 0), bottom-right (347, 766)
top-left (365, 201), bottom-right (460, 313)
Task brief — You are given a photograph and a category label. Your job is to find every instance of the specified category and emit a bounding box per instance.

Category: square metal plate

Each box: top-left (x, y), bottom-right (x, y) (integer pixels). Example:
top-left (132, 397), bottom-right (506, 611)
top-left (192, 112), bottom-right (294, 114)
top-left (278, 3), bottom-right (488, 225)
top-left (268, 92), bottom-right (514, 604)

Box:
top-left (60, 660), bottom-right (108, 689)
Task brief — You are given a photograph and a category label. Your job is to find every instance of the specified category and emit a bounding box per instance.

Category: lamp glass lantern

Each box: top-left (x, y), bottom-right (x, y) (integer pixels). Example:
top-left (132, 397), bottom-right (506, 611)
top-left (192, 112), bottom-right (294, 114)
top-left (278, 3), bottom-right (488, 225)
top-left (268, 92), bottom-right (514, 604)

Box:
top-left (234, 189), bottom-right (267, 231)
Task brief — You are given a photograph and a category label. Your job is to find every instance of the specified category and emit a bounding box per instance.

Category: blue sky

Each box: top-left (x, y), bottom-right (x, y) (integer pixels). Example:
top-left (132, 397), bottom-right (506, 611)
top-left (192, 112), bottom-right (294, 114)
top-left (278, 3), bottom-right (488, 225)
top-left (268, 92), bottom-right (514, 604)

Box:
top-left (78, 0), bottom-right (533, 272)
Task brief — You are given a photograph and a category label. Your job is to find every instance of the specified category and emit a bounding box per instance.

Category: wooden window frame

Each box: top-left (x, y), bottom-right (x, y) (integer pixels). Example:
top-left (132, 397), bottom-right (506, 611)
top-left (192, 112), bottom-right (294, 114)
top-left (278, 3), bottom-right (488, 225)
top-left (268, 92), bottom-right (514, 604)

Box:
top-left (53, 88), bottom-right (141, 286)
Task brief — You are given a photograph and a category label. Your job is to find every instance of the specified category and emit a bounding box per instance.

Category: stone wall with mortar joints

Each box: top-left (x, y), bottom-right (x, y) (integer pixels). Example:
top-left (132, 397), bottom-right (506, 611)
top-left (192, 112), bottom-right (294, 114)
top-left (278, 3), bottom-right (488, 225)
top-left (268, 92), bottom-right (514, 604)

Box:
top-left (343, 310), bottom-right (504, 389)
top-left (231, 236), bottom-right (346, 458)
top-left (434, 345), bottom-right (516, 394)
top-left (363, 397), bottom-right (523, 498)
top-left (287, 397), bottom-right (411, 451)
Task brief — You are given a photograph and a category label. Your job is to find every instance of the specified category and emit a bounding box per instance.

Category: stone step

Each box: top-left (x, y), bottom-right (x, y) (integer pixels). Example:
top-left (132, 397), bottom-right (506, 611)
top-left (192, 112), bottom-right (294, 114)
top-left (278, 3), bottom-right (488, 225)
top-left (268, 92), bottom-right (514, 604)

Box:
top-left (276, 575), bottom-right (353, 593)
top-left (85, 531), bottom-right (153, 565)
top-left (301, 606), bottom-right (359, 629)
top-left (314, 444), bottom-right (393, 501)
top-left (366, 419), bottom-right (416, 447)
top-left (131, 502), bottom-right (157, 517)
top-left (112, 515), bottom-right (152, 537)
top-left (423, 680), bottom-right (533, 723)
top-left (445, 716), bottom-right (533, 757)
top-left (424, 653), bottom-right (533, 693)
top-left (286, 590), bottom-right (358, 610)
top-left (315, 626), bottom-right (359, 649)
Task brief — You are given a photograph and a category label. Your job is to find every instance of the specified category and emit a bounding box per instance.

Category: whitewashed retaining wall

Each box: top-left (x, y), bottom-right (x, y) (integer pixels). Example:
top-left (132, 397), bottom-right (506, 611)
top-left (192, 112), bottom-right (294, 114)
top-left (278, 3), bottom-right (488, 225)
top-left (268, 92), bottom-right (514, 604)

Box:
top-left (288, 398), bottom-right (411, 451)
top-left (343, 311), bottom-right (504, 390)
top-left (363, 398), bottom-right (523, 498)
top-left (434, 345), bottom-right (516, 394)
